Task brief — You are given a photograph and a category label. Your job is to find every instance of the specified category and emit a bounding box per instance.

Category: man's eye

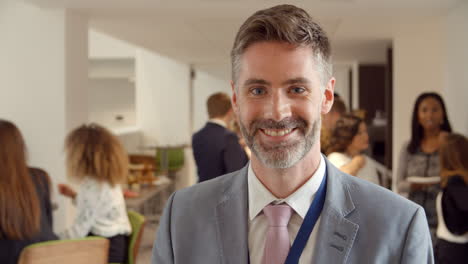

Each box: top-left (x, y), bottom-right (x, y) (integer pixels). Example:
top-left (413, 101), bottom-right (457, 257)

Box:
top-left (290, 87), bottom-right (306, 94)
top-left (250, 87), bottom-right (266, 95)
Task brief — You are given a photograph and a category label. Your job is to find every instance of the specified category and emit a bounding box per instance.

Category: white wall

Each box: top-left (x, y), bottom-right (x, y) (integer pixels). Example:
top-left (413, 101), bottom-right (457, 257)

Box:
top-left (88, 79), bottom-right (136, 129)
top-left (333, 42), bottom-right (388, 64)
top-left (88, 58), bottom-right (135, 79)
top-left (135, 48), bottom-right (191, 146)
top-left (445, 1), bottom-right (468, 135)
top-left (333, 63), bottom-right (352, 109)
top-left (88, 28), bottom-right (135, 59)
top-left (65, 10), bottom-right (89, 131)
top-left (392, 19), bottom-right (446, 190)
top-left (192, 70), bottom-right (230, 132)
top-left (88, 30), bottom-right (137, 131)
top-left (0, 1), bottom-right (88, 230)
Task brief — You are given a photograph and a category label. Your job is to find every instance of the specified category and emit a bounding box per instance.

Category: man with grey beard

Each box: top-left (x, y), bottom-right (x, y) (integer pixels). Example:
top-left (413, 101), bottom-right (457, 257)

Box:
top-left (152, 4), bottom-right (434, 264)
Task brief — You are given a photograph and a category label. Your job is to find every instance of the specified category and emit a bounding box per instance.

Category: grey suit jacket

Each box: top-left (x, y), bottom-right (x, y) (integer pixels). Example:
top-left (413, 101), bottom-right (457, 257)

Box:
top-left (152, 158), bottom-right (434, 263)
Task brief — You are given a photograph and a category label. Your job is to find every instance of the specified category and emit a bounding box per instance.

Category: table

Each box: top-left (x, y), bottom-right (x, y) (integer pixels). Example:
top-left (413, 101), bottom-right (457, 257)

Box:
top-left (125, 181), bottom-right (171, 223)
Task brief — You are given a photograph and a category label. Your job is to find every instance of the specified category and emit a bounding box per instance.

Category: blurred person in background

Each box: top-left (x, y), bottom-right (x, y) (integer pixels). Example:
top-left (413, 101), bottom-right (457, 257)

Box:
top-left (397, 92), bottom-right (452, 240)
top-left (0, 119), bottom-right (57, 264)
top-left (192, 92), bottom-right (248, 182)
top-left (57, 123), bottom-right (131, 263)
top-left (231, 120), bottom-right (252, 159)
top-left (435, 133), bottom-right (468, 264)
top-left (320, 95), bottom-right (346, 154)
top-left (327, 114), bottom-right (380, 185)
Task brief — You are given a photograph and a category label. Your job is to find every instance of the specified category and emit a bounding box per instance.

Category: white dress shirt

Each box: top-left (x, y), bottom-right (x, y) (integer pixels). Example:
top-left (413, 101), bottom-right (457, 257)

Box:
top-left (209, 118), bottom-right (227, 128)
top-left (248, 155), bottom-right (326, 264)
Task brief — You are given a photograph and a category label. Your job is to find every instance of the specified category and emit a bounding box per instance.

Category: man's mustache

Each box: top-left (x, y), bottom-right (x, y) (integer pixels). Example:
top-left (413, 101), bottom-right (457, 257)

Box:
top-left (249, 117), bottom-right (308, 133)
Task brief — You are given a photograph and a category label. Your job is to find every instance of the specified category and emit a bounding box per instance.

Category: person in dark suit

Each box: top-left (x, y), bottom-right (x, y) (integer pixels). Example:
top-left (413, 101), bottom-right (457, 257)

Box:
top-left (192, 92), bottom-right (248, 182)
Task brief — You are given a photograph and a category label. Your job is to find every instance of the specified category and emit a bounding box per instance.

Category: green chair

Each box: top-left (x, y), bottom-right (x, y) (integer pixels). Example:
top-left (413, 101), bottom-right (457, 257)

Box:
top-left (18, 237), bottom-right (109, 264)
top-left (155, 147), bottom-right (185, 172)
top-left (127, 211), bottom-right (146, 264)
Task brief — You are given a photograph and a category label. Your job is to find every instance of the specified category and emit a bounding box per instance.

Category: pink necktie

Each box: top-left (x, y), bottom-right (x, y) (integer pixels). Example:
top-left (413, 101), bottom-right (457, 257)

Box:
top-left (262, 204), bottom-right (293, 264)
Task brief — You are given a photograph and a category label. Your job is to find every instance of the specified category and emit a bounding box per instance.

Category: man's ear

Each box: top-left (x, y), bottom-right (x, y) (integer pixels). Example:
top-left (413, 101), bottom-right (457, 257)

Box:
top-left (321, 78), bottom-right (335, 114)
top-left (231, 80), bottom-right (239, 114)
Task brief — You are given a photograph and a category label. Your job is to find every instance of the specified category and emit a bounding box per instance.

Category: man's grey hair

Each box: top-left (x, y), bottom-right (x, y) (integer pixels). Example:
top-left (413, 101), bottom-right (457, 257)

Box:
top-left (230, 4), bottom-right (332, 89)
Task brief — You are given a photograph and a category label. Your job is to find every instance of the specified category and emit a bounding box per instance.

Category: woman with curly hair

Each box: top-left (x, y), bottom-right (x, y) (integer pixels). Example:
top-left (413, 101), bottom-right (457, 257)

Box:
top-left (327, 114), bottom-right (380, 185)
top-left (57, 123), bottom-right (131, 263)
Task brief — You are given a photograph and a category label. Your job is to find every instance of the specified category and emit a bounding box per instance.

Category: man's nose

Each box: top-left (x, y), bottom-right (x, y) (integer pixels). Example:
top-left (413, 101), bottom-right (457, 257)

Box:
top-left (264, 92), bottom-right (292, 121)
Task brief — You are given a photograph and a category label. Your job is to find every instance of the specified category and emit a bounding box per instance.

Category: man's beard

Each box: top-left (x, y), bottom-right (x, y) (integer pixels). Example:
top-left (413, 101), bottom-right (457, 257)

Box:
top-left (238, 115), bottom-right (321, 169)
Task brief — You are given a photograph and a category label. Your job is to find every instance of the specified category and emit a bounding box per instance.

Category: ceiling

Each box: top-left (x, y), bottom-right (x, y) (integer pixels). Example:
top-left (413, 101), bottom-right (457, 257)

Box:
top-left (26, 0), bottom-right (462, 80)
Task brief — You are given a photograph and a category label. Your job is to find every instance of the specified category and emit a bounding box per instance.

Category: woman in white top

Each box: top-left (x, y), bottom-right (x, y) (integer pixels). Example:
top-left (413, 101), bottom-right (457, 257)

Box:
top-left (57, 124), bottom-right (131, 263)
top-left (326, 115), bottom-right (380, 185)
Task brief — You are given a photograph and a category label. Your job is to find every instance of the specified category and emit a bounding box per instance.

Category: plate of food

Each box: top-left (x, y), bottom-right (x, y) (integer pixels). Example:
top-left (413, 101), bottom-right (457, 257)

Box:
top-left (407, 176), bottom-right (440, 184)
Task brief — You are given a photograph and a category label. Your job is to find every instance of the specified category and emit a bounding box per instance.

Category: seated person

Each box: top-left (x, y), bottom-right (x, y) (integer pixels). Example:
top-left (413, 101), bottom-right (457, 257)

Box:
top-left (57, 123), bottom-right (131, 263)
top-left (0, 119), bottom-right (57, 264)
top-left (327, 115), bottom-right (380, 185)
top-left (435, 133), bottom-right (468, 263)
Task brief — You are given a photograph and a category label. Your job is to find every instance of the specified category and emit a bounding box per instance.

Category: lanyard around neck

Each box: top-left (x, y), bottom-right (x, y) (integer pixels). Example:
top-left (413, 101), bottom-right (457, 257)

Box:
top-left (284, 170), bottom-right (327, 264)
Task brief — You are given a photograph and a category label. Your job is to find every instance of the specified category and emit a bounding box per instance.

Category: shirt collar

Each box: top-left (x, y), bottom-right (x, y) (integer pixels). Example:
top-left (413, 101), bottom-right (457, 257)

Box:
top-left (209, 118), bottom-right (227, 128)
top-left (248, 155), bottom-right (326, 220)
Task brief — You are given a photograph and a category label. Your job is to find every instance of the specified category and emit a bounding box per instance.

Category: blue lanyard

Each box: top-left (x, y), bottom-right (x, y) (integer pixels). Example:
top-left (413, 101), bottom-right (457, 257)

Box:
top-left (284, 171), bottom-right (327, 264)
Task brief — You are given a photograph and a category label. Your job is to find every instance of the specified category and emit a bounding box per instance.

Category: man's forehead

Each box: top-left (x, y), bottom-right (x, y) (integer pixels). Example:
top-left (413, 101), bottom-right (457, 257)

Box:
top-left (242, 77), bottom-right (312, 87)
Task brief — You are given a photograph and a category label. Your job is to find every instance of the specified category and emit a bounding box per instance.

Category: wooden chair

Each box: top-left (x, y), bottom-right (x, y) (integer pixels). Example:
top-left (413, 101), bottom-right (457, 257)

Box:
top-left (18, 237), bottom-right (109, 264)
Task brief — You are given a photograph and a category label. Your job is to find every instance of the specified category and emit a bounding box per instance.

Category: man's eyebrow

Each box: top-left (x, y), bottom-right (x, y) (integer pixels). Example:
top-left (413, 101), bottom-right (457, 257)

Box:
top-left (282, 77), bottom-right (311, 86)
top-left (243, 78), bottom-right (271, 87)
top-left (242, 77), bottom-right (311, 87)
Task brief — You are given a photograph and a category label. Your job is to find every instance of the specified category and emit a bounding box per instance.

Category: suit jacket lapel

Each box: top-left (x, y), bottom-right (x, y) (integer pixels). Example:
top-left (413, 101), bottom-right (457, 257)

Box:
top-left (215, 165), bottom-right (250, 264)
top-left (213, 159), bottom-right (359, 264)
top-left (312, 158), bottom-right (359, 263)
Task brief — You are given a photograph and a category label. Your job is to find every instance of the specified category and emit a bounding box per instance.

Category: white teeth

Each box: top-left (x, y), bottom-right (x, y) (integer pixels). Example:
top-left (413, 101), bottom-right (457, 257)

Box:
top-left (263, 129), bottom-right (292, 137)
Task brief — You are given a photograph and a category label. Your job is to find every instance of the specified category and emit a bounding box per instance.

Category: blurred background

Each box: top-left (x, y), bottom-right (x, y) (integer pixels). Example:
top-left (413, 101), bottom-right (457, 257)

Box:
top-left (1, 0), bottom-right (467, 253)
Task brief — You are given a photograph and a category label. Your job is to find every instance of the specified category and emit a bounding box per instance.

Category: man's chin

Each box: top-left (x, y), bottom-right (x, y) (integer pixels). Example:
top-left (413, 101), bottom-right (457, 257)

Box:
top-left (256, 156), bottom-right (295, 169)
top-left (252, 144), bottom-right (303, 169)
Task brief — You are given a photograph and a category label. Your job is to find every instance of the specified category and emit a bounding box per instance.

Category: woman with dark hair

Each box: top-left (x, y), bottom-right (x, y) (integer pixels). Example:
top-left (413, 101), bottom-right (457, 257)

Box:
top-left (397, 92), bottom-right (452, 240)
top-left (327, 114), bottom-right (380, 185)
top-left (57, 123), bottom-right (131, 263)
top-left (0, 119), bottom-right (57, 264)
top-left (435, 133), bottom-right (468, 263)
